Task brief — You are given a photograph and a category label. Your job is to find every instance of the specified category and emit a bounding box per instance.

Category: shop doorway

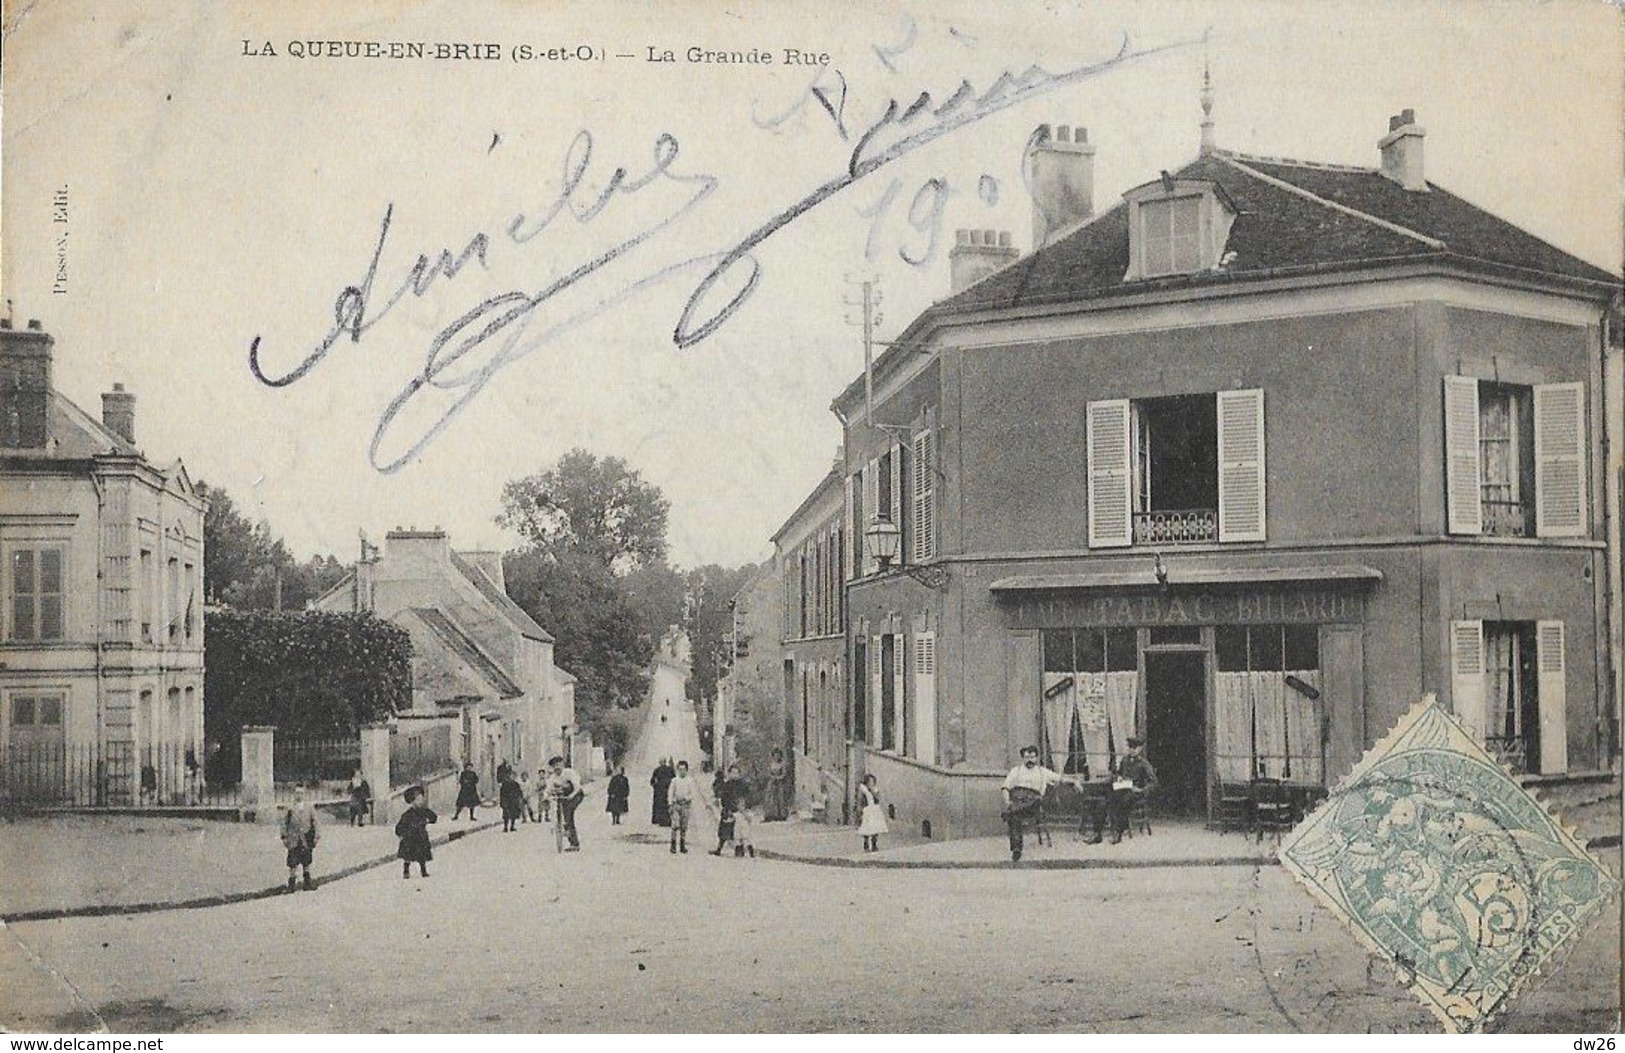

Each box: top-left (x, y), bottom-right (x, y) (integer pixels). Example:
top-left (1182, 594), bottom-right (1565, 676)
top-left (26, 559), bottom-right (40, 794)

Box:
top-left (1143, 650), bottom-right (1208, 816)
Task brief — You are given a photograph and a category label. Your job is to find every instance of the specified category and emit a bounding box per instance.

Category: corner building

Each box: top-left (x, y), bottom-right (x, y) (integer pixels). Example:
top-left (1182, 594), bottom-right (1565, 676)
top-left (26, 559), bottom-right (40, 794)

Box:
top-left (800, 111), bottom-right (1620, 838)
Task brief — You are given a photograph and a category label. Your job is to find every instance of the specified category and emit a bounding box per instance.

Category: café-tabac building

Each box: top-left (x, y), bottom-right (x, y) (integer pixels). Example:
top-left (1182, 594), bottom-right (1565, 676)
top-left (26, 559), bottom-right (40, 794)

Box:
top-left (774, 109), bottom-right (1621, 837)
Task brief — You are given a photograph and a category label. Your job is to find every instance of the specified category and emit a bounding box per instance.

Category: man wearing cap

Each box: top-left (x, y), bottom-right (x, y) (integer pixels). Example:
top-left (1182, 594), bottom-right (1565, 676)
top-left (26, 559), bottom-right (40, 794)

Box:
top-left (1001, 745), bottom-right (1081, 862)
top-left (1102, 736), bottom-right (1159, 844)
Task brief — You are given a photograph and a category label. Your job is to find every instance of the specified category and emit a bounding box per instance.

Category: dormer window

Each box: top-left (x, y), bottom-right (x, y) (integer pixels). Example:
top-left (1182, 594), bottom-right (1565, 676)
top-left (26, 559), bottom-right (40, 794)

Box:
top-left (1123, 177), bottom-right (1236, 280)
top-left (1141, 197), bottom-right (1201, 275)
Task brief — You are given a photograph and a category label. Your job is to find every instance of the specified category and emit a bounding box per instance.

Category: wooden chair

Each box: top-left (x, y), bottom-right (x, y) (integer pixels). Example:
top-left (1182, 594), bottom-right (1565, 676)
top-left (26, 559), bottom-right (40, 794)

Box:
top-left (1127, 788), bottom-right (1153, 836)
top-left (1216, 782), bottom-right (1253, 834)
top-left (1251, 778), bottom-right (1296, 842)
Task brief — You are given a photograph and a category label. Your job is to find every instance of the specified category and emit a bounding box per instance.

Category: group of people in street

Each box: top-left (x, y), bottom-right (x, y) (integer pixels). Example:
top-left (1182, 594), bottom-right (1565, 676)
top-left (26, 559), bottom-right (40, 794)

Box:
top-left (646, 757), bottom-right (759, 857)
top-left (1001, 738), bottom-right (1160, 861)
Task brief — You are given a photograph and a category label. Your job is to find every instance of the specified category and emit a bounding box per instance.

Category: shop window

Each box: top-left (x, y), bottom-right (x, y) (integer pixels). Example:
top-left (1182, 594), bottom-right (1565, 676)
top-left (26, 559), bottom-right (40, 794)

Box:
top-left (1040, 628), bottom-right (1139, 777)
top-left (1445, 377), bottom-right (1586, 538)
top-left (1213, 625), bottom-right (1323, 784)
top-left (9, 546), bottom-right (65, 642)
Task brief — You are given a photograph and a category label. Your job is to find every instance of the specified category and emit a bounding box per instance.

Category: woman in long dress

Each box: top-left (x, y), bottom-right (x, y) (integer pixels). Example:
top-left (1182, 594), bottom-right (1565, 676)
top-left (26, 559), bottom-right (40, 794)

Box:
top-left (605, 766), bottom-right (631, 824)
top-left (649, 758), bottom-right (675, 827)
top-left (763, 748), bottom-right (790, 821)
top-left (857, 774), bottom-right (888, 852)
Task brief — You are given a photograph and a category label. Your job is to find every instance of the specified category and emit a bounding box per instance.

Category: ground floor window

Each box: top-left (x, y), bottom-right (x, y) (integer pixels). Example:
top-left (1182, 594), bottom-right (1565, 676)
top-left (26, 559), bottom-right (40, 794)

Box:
top-left (1484, 621), bottom-right (1539, 773)
top-left (1040, 628), bottom-right (1137, 776)
top-left (1213, 625), bottom-right (1322, 783)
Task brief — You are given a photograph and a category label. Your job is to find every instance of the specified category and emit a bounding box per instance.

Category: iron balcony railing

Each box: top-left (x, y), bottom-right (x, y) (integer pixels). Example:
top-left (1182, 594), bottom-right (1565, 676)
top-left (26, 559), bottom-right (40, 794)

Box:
top-left (1481, 499), bottom-right (1533, 537)
top-left (1133, 508), bottom-right (1218, 545)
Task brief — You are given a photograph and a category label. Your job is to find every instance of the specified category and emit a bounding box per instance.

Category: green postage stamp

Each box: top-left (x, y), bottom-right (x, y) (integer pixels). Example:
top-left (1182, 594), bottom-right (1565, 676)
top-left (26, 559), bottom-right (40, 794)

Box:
top-left (1278, 694), bottom-right (1619, 1033)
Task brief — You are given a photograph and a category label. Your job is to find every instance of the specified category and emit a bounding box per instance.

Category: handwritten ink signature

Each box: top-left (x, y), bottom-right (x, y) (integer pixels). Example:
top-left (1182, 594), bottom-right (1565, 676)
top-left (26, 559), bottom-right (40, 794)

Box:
top-left (247, 31), bottom-right (1193, 472)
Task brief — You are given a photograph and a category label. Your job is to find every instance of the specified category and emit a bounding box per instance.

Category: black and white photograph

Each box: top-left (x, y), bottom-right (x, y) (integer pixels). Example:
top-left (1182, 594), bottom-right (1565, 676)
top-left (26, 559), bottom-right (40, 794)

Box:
top-left (0, 0), bottom-right (1621, 1036)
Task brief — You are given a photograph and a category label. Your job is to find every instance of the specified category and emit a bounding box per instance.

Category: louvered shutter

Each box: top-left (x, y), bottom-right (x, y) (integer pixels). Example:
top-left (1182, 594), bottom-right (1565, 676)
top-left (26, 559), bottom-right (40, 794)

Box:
top-left (912, 428), bottom-right (936, 563)
top-left (864, 460), bottom-right (880, 575)
top-left (1536, 620), bottom-right (1568, 773)
top-left (1444, 376), bottom-right (1483, 535)
top-left (1534, 383), bottom-right (1586, 538)
top-left (1087, 400), bottom-right (1133, 548)
top-left (914, 631), bottom-right (937, 764)
top-left (1450, 620), bottom-right (1486, 744)
top-left (890, 443), bottom-right (904, 564)
top-left (892, 632), bottom-right (906, 751)
top-left (870, 636), bottom-right (883, 744)
top-left (1217, 388), bottom-right (1266, 542)
top-left (844, 475), bottom-right (855, 580)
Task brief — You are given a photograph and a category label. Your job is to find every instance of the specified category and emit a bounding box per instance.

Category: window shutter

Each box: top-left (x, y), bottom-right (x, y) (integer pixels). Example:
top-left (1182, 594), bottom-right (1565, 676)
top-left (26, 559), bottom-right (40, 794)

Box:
top-left (892, 632), bottom-right (906, 752)
top-left (1443, 375), bottom-right (1483, 535)
top-left (1535, 620), bottom-right (1568, 774)
top-left (912, 428), bottom-right (936, 563)
top-left (870, 636), bottom-right (883, 743)
top-left (864, 459), bottom-right (880, 575)
top-left (1217, 388), bottom-right (1267, 542)
top-left (1533, 383), bottom-right (1586, 538)
top-left (844, 475), bottom-right (855, 581)
top-left (914, 631), bottom-right (937, 764)
top-left (1087, 400), bottom-right (1133, 548)
top-left (897, 442), bottom-right (910, 562)
top-left (1449, 620), bottom-right (1486, 744)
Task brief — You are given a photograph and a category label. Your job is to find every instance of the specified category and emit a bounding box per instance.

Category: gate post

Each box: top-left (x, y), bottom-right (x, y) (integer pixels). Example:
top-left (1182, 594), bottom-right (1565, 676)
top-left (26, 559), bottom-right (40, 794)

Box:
top-left (240, 726), bottom-right (276, 814)
top-left (360, 723), bottom-right (392, 824)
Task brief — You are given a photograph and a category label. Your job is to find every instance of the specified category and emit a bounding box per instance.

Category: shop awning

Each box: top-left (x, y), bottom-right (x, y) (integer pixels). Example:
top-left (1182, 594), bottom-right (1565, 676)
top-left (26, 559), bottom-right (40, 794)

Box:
top-left (988, 564), bottom-right (1384, 593)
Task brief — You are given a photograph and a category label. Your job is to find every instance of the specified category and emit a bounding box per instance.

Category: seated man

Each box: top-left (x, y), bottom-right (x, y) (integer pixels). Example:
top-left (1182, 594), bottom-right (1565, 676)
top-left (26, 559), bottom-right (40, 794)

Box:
top-left (1001, 745), bottom-right (1081, 862)
top-left (1103, 736), bottom-right (1159, 844)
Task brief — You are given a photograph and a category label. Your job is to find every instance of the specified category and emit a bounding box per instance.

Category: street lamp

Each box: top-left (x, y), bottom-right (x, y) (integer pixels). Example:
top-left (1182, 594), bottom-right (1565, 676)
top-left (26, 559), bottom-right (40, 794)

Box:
top-left (863, 514), bottom-right (948, 589)
top-left (864, 514), bottom-right (901, 569)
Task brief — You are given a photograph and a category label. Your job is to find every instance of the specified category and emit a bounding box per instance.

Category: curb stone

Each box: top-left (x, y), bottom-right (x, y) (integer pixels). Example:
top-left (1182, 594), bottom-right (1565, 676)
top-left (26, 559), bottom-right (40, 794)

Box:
top-left (1, 818), bottom-right (505, 923)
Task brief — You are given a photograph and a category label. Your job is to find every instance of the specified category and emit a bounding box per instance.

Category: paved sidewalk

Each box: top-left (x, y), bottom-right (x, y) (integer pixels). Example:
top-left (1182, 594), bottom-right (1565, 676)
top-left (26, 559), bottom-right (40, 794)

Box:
top-left (751, 814), bottom-right (1278, 868)
top-left (0, 809), bottom-right (507, 920)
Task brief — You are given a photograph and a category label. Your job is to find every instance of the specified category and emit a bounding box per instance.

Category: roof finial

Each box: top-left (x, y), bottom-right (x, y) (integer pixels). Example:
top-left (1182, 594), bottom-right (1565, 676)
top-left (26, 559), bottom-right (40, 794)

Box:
top-left (1199, 31), bottom-right (1216, 156)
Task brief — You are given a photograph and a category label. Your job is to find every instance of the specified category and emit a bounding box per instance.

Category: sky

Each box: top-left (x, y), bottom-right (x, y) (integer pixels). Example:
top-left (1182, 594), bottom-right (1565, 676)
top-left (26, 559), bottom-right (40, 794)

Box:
top-left (4, 0), bottom-right (1621, 569)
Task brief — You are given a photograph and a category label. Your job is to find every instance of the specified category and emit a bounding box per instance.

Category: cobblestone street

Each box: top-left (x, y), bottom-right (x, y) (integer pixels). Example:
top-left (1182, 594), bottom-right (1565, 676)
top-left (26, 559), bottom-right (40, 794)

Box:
top-left (3, 685), bottom-right (1617, 1033)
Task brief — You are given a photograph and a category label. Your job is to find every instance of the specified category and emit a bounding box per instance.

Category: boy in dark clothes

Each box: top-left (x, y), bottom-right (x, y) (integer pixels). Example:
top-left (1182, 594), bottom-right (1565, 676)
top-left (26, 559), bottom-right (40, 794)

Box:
top-left (499, 772), bottom-right (524, 832)
top-left (395, 786), bottom-right (437, 878)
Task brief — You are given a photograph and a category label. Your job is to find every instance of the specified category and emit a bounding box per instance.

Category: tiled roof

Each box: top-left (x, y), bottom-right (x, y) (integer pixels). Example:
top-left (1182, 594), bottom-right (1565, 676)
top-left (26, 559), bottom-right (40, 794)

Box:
top-left (1, 391), bottom-right (140, 460)
top-left (939, 152), bottom-right (1617, 315)
top-left (410, 607), bottom-right (525, 699)
top-left (449, 551), bottom-right (554, 643)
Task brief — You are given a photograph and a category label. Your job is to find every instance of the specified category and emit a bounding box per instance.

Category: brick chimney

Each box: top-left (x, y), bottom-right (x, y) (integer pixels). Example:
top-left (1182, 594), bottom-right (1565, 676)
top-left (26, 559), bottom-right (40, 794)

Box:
top-left (1028, 124), bottom-right (1095, 248)
top-left (1378, 109), bottom-right (1427, 191)
top-left (0, 319), bottom-right (52, 449)
top-left (102, 383), bottom-right (136, 445)
top-left (949, 229), bottom-right (1018, 295)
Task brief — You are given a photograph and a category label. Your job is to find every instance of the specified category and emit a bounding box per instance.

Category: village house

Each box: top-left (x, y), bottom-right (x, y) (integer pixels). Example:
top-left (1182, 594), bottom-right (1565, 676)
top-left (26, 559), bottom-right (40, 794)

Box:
top-left (0, 320), bottom-right (206, 805)
top-left (771, 104), bottom-right (1622, 839)
top-left (314, 529), bottom-right (575, 788)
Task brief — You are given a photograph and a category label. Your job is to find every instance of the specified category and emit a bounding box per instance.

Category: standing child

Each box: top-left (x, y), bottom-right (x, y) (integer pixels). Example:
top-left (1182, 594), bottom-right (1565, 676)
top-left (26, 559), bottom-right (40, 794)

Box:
top-left (667, 760), bottom-right (698, 854)
top-left (518, 771), bottom-right (537, 823)
top-left (731, 806), bottom-right (756, 858)
top-left (857, 774), bottom-right (888, 852)
top-left (535, 766), bottom-right (552, 822)
top-left (280, 787), bottom-right (319, 891)
top-left (395, 786), bottom-right (437, 878)
top-left (499, 772), bottom-right (524, 833)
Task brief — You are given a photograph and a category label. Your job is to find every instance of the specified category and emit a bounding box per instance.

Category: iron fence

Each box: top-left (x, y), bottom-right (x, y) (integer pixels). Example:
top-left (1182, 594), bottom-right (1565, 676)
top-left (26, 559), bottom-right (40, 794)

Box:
top-left (2, 741), bottom-right (239, 808)
top-left (390, 724), bottom-right (453, 788)
top-left (273, 734), bottom-right (362, 788)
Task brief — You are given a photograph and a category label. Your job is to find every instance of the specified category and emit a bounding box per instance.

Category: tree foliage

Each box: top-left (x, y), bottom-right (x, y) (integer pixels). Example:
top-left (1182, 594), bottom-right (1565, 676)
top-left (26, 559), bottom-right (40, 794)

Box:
top-left (683, 563), bottom-right (761, 714)
top-left (203, 610), bottom-right (413, 779)
top-left (197, 480), bottom-right (349, 609)
top-left (496, 449), bottom-right (670, 573)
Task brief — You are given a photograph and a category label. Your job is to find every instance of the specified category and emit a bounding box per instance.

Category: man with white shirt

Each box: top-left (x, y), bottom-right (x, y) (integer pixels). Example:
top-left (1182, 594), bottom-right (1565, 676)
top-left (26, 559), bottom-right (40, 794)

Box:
top-left (1001, 745), bottom-right (1080, 862)
top-left (666, 760), bottom-right (700, 854)
top-left (546, 755), bottom-right (585, 851)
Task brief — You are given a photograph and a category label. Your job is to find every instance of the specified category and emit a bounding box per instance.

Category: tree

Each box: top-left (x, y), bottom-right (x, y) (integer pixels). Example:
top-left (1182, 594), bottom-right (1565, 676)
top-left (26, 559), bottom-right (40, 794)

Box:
top-left (197, 480), bottom-right (349, 609)
top-left (203, 609), bottom-right (412, 781)
top-left (683, 563), bottom-right (761, 714)
top-left (503, 549), bottom-right (655, 738)
top-left (496, 448), bottom-right (671, 573)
